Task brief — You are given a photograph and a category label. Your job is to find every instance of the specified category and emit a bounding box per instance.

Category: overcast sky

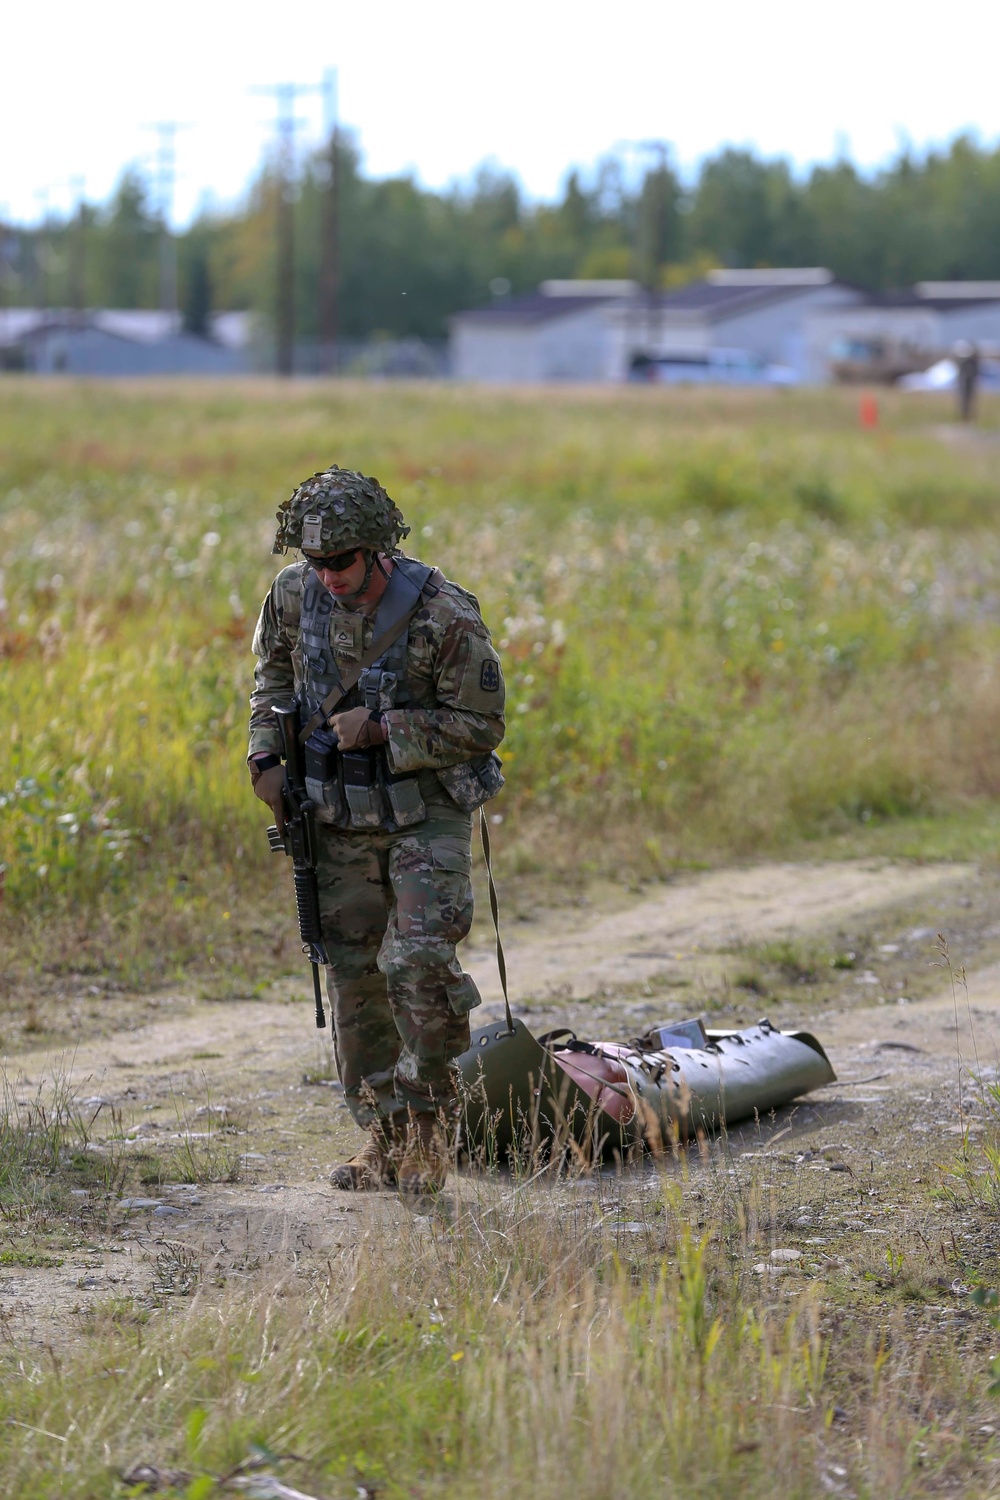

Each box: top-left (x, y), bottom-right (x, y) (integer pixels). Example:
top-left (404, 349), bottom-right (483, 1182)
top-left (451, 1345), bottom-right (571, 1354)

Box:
top-left (5, 0), bottom-right (1000, 227)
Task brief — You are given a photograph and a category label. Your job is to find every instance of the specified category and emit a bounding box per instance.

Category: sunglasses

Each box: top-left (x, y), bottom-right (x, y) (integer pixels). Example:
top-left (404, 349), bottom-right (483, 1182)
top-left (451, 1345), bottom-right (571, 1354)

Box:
top-left (304, 548), bottom-right (361, 573)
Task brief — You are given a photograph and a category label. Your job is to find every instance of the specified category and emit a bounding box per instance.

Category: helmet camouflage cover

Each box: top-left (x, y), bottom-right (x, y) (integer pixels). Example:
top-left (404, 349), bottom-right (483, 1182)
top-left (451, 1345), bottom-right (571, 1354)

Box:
top-left (272, 465), bottom-right (410, 556)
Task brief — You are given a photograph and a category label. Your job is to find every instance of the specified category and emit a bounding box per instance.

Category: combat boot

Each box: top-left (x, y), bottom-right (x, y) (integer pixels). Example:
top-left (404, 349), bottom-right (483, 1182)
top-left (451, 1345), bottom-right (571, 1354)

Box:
top-left (329, 1121), bottom-right (399, 1191)
top-left (397, 1113), bottom-right (450, 1194)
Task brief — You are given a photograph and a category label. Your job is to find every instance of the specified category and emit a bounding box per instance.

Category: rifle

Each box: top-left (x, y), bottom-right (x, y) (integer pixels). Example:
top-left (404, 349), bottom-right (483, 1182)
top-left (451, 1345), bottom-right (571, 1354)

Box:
top-left (266, 703), bottom-right (330, 1029)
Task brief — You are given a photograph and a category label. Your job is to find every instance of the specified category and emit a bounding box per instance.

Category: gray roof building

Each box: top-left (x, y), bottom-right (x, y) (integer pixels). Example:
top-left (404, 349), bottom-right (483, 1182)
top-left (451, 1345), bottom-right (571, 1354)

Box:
top-left (0, 309), bottom-right (253, 375)
top-left (450, 270), bottom-right (865, 383)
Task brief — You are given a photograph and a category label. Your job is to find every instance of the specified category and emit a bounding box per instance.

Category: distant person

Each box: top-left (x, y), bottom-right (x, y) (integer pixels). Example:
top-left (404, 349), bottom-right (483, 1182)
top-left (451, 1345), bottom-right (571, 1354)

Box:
top-left (248, 467), bottom-right (505, 1193)
top-left (955, 341), bottom-right (980, 422)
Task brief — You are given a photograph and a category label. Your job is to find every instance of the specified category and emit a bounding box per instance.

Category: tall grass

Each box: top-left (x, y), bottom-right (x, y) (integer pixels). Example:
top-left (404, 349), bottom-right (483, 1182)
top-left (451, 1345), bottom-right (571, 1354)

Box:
top-left (2, 381), bottom-right (1000, 985)
top-left (0, 1067), bottom-right (86, 1216)
top-left (2, 384), bottom-right (998, 1498)
top-left (0, 1167), bottom-right (979, 1500)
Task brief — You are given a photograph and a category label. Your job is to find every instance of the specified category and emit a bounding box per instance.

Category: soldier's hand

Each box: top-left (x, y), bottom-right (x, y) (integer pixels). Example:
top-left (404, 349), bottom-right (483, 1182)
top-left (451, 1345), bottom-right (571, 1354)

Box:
top-left (330, 707), bottom-right (387, 751)
top-left (252, 764), bottom-right (286, 831)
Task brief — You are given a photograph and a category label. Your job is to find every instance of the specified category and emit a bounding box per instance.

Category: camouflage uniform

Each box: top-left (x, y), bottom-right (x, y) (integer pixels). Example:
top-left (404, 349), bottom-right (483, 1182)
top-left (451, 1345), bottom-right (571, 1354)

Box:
top-left (249, 558), bottom-right (505, 1126)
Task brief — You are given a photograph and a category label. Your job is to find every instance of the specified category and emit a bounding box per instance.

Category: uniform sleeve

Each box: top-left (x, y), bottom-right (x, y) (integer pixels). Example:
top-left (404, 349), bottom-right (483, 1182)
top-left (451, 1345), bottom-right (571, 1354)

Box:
top-left (382, 607), bottom-right (505, 774)
top-left (247, 573), bottom-right (301, 759)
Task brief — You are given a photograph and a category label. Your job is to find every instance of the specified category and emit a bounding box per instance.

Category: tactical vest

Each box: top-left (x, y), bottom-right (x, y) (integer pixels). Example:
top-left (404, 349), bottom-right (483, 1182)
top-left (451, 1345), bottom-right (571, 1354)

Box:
top-left (298, 557), bottom-right (436, 831)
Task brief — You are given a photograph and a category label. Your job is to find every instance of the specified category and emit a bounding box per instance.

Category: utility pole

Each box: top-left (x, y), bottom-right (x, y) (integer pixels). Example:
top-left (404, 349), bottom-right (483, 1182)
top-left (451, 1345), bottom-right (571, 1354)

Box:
top-left (69, 175), bottom-right (86, 317)
top-left (637, 140), bottom-right (673, 290)
top-left (319, 68), bottom-right (340, 375)
top-left (617, 138), bottom-right (674, 353)
top-left (34, 189), bottom-right (50, 313)
top-left (0, 203), bottom-right (10, 311)
top-left (144, 122), bottom-right (188, 318)
top-left (252, 82), bottom-right (318, 376)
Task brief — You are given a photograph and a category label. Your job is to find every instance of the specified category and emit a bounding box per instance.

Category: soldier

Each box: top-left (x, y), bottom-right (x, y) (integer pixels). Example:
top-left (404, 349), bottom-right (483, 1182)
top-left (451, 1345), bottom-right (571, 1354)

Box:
top-left (955, 341), bottom-right (981, 423)
top-left (248, 467), bottom-right (505, 1193)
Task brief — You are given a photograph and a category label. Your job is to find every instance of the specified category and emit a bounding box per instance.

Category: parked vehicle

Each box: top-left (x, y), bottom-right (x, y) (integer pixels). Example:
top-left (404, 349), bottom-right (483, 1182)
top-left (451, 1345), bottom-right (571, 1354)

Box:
top-left (828, 336), bottom-right (934, 384)
top-left (898, 355), bottom-right (1000, 392)
top-left (629, 347), bottom-right (798, 386)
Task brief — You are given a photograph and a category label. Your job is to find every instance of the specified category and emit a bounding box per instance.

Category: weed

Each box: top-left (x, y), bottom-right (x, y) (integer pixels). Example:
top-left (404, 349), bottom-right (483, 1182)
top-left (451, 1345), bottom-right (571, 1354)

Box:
top-left (0, 1067), bottom-right (92, 1218)
top-left (301, 1035), bottom-right (338, 1087)
top-left (135, 1153), bottom-right (185, 1189)
top-left (152, 1242), bottom-right (201, 1298)
top-left (166, 1085), bottom-right (247, 1185)
top-left (885, 1243), bottom-right (906, 1280)
top-left (759, 938), bottom-right (822, 983)
top-left (970, 1288), bottom-right (1000, 1395)
top-left (733, 969), bottom-right (769, 996)
top-left (831, 950), bottom-right (857, 970)
top-left (0, 1248), bottom-right (64, 1268)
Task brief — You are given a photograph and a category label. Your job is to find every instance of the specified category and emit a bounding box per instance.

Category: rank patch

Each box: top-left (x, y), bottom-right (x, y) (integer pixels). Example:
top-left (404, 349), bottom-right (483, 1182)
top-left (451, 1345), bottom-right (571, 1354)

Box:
top-left (480, 660), bottom-right (501, 692)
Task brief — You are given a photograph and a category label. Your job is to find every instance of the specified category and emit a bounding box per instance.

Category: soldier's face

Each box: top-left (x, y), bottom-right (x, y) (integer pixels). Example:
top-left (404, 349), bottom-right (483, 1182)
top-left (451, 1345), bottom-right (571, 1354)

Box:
top-left (305, 547), bottom-right (367, 598)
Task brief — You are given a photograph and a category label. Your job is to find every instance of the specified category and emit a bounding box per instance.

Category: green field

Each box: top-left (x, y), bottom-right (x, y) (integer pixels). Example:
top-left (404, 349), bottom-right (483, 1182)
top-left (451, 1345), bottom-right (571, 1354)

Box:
top-left (4, 380), bottom-right (1000, 1498)
top-left (3, 379), bottom-right (1000, 1016)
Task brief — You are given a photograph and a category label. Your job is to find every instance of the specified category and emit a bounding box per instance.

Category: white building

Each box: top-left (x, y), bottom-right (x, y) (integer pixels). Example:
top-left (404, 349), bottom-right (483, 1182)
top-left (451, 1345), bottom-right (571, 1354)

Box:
top-left (448, 280), bottom-right (635, 382)
top-left (450, 270), bottom-right (865, 384)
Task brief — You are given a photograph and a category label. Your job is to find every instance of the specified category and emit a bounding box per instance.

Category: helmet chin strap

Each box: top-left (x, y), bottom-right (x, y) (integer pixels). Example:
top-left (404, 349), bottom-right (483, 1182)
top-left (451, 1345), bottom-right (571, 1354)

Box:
top-left (336, 548), bottom-right (378, 606)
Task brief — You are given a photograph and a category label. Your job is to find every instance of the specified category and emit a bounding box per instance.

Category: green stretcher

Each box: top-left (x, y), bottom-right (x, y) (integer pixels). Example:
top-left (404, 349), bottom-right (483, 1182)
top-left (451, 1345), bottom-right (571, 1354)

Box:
top-left (456, 1014), bottom-right (836, 1161)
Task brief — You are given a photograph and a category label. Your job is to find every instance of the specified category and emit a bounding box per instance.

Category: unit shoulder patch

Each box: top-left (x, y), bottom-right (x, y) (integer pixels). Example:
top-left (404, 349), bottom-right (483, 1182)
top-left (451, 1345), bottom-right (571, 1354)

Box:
top-left (480, 660), bottom-right (501, 692)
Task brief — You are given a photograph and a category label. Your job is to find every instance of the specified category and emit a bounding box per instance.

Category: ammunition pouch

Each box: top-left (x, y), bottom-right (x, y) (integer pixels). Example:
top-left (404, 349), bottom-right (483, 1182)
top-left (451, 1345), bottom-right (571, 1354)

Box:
top-left (341, 751), bottom-right (387, 828)
top-left (303, 730), bottom-right (427, 832)
top-left (437, 752), bottom-right (505, 813)
top-left (384, 767), bottom-right (428, 828)
top-left (303, 726), bottom-right (345, 824)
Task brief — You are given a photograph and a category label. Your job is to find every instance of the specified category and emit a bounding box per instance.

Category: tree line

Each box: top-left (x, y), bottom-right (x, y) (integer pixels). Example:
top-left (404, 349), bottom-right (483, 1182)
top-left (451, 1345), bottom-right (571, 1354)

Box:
top-left (3, 132), bottom-right (1000, 342)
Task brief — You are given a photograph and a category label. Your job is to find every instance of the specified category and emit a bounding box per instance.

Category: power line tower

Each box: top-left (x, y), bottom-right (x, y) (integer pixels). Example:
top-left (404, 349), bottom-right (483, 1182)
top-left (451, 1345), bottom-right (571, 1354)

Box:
top-left (319, 68), bottom-right (340, 375)
top-left (252, 82), bottom-right (318, 376)
top-left (144, 122), bottom-right (189, 317)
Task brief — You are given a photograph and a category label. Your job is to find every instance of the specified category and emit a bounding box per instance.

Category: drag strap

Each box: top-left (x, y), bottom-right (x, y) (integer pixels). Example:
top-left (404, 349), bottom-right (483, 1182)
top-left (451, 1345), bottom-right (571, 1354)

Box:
top-left (479, 807), bottom-right (514, 1034)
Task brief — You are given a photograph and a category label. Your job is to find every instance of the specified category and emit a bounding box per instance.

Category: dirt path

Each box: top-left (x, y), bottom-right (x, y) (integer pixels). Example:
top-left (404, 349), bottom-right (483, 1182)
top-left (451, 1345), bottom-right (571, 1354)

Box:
top-left (2, 855), bottom-right (995, 1351)
top-left (463, 856), bottom-right (978, 1006)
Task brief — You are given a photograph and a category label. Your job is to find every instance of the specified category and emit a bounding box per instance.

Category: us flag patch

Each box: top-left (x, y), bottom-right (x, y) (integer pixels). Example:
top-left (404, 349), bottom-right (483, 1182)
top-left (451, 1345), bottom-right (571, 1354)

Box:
top-left (480, 660), bottom-right (501, 692)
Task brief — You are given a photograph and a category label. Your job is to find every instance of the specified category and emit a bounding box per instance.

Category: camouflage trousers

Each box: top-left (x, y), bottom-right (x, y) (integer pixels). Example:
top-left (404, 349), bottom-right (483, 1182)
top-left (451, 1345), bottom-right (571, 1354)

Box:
top-left (315, 809), bottom-right (482, 1127)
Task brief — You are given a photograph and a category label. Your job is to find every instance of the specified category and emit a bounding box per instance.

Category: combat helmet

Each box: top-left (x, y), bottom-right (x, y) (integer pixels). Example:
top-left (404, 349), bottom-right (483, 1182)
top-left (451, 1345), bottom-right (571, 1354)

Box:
top-left (272, 465), bottom-right (410, 556)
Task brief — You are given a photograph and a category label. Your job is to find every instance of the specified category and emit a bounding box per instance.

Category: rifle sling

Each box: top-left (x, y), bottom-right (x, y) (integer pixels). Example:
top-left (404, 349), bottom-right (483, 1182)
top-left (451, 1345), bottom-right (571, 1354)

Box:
top-left (297, 566), bottom-right (444, 744)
